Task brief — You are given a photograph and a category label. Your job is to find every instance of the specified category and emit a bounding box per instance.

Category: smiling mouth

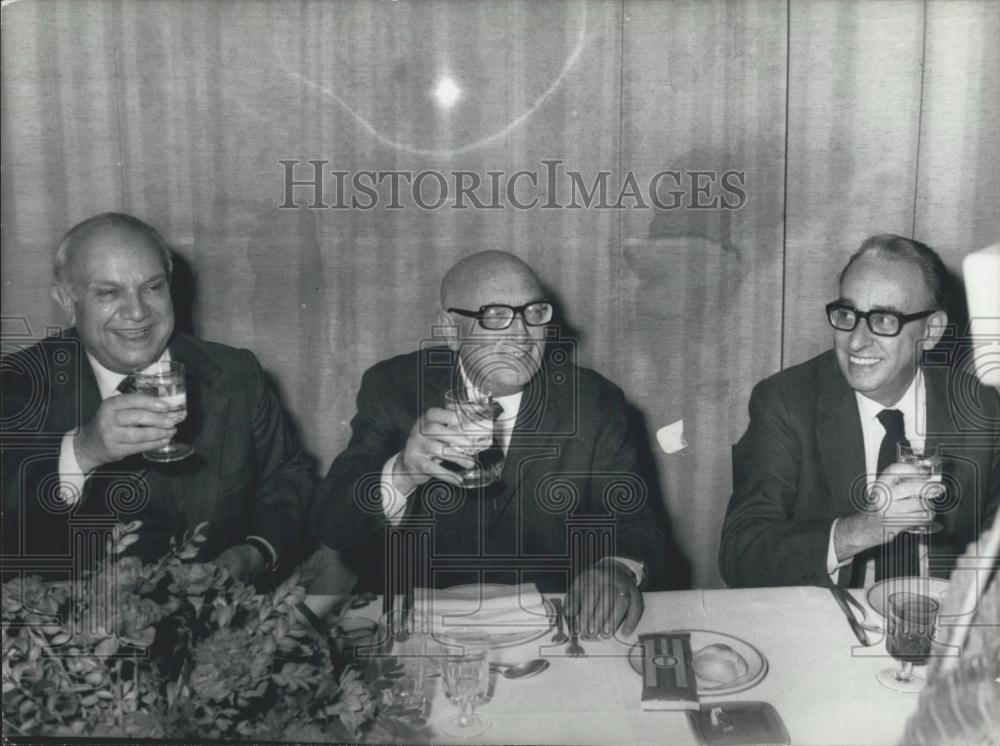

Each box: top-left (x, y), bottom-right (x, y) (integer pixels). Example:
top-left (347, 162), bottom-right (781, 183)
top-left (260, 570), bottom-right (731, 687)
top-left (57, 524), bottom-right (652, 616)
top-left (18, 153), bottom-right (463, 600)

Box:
top-left (114, 327), bottom-right (153, 340)
top-left (849, 355), bottom-right (880, 366)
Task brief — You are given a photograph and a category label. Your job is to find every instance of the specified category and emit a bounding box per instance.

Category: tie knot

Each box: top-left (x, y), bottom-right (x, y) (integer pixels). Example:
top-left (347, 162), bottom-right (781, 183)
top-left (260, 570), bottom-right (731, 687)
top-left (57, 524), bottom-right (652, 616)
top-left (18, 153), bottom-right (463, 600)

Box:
top-left (491, 400), bottom-right (504, 420)
top-left (116, 375), bottom-right (136, 394)
top-left (877, 408), bottom-right (905, 435)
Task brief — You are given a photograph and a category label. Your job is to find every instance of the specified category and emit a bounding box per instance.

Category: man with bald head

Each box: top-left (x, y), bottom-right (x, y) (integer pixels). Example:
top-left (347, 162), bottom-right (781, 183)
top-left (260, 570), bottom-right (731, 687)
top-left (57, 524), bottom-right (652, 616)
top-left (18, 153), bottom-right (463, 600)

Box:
top-left (312, 251), bottom-right (678, 637)
top-left (2, 213), bottom-right (313, 584)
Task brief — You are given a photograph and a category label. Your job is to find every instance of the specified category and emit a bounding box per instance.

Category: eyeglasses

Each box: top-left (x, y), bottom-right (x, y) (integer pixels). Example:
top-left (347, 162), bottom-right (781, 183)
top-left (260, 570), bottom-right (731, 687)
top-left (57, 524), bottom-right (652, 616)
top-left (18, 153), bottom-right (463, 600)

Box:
top-left (447, 301), bottom-right (554, 330)
top-left (825, 302), bottom-right (935, 337)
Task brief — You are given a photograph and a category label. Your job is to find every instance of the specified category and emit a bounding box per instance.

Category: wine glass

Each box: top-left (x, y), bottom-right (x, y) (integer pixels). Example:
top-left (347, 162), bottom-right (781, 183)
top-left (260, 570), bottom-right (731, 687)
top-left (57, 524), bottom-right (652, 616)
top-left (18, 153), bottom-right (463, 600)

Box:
top-left (133, 361), bottom-right (194, 462)
top-left (876, 592), bottom-right (938, 692)
top-left (439, 628), bottom-right (491, 738)
top-left (442, 388), bottom-right (502, 488)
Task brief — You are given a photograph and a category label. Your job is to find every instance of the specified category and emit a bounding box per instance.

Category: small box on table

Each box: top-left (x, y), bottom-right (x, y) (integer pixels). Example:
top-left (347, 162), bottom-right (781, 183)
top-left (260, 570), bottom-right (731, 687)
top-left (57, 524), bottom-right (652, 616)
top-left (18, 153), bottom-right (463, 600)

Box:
top-left (639, 632), bottom-right (699, 711)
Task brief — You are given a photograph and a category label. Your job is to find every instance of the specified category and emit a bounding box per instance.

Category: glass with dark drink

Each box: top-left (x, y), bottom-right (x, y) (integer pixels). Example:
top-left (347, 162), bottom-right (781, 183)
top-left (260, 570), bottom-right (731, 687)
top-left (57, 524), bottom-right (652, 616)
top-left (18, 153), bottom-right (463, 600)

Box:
top-left (876, 591), bottom-right (938, 693)
top-left (442, 388), bottom-right (502, 488)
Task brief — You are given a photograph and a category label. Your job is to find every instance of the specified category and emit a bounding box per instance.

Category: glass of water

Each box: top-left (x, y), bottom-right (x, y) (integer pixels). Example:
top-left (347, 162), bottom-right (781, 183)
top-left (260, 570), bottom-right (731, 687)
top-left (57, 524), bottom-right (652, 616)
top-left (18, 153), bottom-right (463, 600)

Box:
top-left (133, 360), bottom-right (194, 462)
top-left (439, 628), bottom-right (491, 738)
top-left (897, 442), bottom-right (943, 536)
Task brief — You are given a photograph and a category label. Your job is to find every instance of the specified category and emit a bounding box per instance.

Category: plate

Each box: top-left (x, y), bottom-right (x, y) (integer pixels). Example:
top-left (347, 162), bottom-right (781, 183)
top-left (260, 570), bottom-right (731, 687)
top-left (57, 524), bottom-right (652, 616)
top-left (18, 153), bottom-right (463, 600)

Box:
top-left (866, 577), bottom-right (952, 619)
top-left (419, 583), bottom-right (555, 648)
top-left (627, 629), bottom-right (768, 696)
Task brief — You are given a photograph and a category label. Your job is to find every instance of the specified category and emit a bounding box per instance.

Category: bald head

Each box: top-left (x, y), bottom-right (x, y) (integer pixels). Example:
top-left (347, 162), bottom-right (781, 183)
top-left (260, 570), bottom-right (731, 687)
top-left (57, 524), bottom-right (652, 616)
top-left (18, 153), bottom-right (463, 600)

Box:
top-left (439, 251), bottom-right (548, 396)
top-left (55, 213), bottom-right (172, 286)
top-left (440, 251), bottom-right (543, 310)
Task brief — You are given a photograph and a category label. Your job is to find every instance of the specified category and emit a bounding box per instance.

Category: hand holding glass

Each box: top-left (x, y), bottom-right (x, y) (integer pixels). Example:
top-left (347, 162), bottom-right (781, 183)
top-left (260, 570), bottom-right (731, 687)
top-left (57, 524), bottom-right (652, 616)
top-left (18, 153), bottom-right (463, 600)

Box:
top-left (876, 592), bottom-right (938, 692)
top-left (442, 389), bottom-right (502, 488)
top-left (133, 361), bottom-right (193, 462)
top-left (897, 442), bottom-right (943, 535)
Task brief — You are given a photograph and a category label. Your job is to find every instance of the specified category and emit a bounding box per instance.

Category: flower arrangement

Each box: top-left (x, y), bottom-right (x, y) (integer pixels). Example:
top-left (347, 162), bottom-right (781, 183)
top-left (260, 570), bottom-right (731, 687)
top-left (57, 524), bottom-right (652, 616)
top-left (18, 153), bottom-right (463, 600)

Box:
top-left (1, 522), bottom-right (426, 742)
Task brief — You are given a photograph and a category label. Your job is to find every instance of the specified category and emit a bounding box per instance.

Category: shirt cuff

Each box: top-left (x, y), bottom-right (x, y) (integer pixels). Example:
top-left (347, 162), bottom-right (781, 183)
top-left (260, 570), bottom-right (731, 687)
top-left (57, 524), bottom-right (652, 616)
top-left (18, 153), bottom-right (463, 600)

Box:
top-left (599, 556), bottom-right (645, 587)
top-left (826, 517), bottom-right (852, 579)
top-left (244, 535), bottom-right (278, 571)
top-left (57, 431), bottom-right (89, 506)
top-left (382, 453), bottom-right (416, 526)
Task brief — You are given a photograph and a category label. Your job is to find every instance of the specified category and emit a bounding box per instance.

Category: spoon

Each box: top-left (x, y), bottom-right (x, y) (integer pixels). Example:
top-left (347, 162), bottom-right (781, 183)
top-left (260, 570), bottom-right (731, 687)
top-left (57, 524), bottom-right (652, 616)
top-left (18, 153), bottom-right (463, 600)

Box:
top-left (490, 659), bottom-right (550, 679)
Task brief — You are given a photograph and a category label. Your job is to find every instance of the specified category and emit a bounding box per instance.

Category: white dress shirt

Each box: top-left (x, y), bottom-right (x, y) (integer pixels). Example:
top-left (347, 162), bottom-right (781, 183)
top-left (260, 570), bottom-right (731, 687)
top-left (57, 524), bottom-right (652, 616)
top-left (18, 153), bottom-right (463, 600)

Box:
top-left (826, 369), bottom-right (927, 582)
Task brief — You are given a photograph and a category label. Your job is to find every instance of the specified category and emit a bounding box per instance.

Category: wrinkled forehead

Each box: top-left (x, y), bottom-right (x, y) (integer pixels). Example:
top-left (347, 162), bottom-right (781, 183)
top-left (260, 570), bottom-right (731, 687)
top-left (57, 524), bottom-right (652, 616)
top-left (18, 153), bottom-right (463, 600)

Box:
top-left (444, 264), bottom-right (544, 310)
top-left (70, 226), bottom-right (168, 283)
top-left (839, 256), bottom-right (933, 310)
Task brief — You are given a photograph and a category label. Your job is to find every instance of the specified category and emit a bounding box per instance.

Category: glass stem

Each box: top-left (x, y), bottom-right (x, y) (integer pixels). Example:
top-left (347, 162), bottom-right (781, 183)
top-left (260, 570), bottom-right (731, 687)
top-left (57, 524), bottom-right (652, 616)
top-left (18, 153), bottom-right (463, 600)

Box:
top-left (458, 699), bottom-right (474, 726)
top-left (897, 661), bottom-right (913, 682)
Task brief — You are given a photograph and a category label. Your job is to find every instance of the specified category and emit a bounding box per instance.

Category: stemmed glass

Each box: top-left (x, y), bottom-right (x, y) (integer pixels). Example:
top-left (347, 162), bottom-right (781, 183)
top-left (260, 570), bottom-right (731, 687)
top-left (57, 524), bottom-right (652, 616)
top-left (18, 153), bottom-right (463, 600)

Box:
top-left (442, 388), bottom-right (501, 488)
top-left (439, 628), bottom-right (491, 738)
top-left (133, 361), bottom-right (194, 462)
top-left (876, 591), bottom-right (939, 692)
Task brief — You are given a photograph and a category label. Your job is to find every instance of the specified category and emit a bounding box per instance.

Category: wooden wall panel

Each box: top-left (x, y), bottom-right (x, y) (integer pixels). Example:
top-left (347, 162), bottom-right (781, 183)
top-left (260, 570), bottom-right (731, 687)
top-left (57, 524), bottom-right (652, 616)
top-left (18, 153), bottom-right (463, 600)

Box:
top-left (620, 0), bottom-right (788, 587)
top-left (783, 0), bottom-right (925, 368)
top-left (1, 0), bottom-right (121, 334)
top-left (914, 0), bottom-right (1000, 267)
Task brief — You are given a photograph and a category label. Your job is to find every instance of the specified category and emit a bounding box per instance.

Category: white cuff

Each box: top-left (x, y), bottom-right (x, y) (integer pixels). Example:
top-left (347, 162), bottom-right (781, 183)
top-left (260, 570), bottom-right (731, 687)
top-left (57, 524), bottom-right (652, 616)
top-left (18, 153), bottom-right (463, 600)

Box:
top-left (826, 517), bottom-right (852, 579)
top-left (600, 556), bottom-right (645, 587)
top-left (57, 431), bottom-right (90, 506)
top-left (382, 453), bottom-right (416, 526)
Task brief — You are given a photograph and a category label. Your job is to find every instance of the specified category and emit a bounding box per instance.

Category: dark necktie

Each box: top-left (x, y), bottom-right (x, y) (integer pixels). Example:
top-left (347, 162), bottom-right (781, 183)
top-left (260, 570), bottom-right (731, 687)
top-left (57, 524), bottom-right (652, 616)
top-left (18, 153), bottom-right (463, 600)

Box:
top-left (116, 375), bottom-right (136, 394)
top-left (873, 409), bottom-right (918, 581)
top-left (477, 401), bottom-right (506, 477)
top-left (849, 409), bottom-right (919, 585)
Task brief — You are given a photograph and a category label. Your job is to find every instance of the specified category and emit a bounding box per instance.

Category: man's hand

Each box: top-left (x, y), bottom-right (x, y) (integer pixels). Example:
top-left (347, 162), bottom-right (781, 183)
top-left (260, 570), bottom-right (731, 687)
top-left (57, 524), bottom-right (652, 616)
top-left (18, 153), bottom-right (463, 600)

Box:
top-left (214, 543), bottom-right (266, 584)
top-left (835, 462), bottom-right (936, 560)
top-left (393, 406), bottom-right (486, 493)
top-left (565, 561), bottom-right (643, 639)
top-left (73, 394), bottom-right (182, 473)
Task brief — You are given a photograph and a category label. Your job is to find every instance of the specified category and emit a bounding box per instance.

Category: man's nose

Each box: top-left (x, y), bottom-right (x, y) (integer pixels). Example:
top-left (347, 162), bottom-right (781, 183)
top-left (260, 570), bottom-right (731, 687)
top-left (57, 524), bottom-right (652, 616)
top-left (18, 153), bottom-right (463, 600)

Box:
top-left (847, 320), bottom-right (874, 349)
top-left (120, 291), bottom-right (151, 321)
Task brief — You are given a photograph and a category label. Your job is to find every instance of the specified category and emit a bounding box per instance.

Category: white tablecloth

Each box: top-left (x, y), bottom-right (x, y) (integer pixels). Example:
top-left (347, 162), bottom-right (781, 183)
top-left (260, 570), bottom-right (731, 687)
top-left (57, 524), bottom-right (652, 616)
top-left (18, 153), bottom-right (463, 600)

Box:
top-left (338, 586), bottom-right (921, 745)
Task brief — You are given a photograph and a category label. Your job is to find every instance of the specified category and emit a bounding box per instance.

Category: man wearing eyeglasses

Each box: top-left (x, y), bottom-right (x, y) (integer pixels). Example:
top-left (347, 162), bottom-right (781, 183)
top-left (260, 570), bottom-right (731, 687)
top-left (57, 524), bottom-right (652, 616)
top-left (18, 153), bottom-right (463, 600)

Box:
top-left (312, 251), bottom-right (681, 637)
top-left (720, 234), bottom-right (1000, 588)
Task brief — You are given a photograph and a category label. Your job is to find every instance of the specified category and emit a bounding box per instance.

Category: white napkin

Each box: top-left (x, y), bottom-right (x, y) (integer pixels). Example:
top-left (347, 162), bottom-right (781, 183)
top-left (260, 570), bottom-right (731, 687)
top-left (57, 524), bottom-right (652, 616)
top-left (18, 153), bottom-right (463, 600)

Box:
top-left (412, 583), bottom-right (548, 636)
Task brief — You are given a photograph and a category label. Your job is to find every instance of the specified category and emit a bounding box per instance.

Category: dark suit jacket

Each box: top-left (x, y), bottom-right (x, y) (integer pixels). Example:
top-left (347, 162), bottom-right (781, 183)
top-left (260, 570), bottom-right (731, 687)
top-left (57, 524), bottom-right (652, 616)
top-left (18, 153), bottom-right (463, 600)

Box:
top-left (719, 350), bottom-right (1000, 587)
top-left (1, 330), bottom-right (313, 578)
top-left (310, 345), bottom-right (680, 592)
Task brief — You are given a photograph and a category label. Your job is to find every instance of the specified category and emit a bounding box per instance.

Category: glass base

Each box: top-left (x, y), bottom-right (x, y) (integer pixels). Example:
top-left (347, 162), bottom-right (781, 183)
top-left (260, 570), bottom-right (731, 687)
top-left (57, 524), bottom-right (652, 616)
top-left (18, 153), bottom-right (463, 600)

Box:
top-left (144, 442), bottom-right (194, 463)
top-left (440, 712), bottom-right (491, 739)
top-left (876, 667), bottom-right (926, 692)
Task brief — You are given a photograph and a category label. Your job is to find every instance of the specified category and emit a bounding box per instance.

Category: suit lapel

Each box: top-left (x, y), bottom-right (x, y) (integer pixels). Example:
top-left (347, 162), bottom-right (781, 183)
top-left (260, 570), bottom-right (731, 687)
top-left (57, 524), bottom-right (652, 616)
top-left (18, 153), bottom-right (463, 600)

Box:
top-left (815, 358), bottom-right (867, 519)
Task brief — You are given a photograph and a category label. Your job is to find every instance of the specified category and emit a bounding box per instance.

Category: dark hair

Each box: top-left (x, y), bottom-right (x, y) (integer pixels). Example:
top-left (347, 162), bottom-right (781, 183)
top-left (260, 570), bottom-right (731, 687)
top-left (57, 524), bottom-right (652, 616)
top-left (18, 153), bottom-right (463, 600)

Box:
top-left (54, 212), bottom-right (173, 284)
top-left (839, 233), bottom-right (948, 310)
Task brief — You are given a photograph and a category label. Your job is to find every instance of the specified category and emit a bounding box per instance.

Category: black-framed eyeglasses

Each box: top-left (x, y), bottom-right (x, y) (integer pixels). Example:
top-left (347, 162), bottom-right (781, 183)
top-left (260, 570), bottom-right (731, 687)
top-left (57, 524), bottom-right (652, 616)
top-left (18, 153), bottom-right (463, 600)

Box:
top-left (447, 301), bottom-right (554, 330)
top-left (825, 301), bottom-right (935, 337)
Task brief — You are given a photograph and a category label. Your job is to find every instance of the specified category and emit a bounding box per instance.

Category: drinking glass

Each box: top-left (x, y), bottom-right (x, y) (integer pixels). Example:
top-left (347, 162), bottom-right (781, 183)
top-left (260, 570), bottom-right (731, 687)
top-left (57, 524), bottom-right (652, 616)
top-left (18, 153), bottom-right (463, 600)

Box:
top-left (897, 442), bottom-right (944, 537)
top-left (440, 628), bottom-right (491, 738)
top-left (391, 632), bottom-right (429, 709)
top-left (876, 592), bottom-right (938, 692)
top-left (133, 361), bottom-right (194, 462)
top-left (442, 388), bottom-right (502, 488)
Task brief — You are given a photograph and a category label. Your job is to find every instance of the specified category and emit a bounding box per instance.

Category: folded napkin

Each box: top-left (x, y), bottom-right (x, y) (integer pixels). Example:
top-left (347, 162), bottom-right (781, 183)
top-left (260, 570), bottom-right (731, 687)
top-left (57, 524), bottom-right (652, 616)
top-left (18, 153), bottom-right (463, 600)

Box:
top-left (412, 583), bottom-right (549, 636)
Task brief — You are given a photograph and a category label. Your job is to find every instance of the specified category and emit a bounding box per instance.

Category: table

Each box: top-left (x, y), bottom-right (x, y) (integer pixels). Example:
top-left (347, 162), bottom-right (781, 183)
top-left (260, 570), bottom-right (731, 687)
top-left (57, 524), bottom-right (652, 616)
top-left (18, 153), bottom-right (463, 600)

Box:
top-left (330, 586), bottom-right (922, 745)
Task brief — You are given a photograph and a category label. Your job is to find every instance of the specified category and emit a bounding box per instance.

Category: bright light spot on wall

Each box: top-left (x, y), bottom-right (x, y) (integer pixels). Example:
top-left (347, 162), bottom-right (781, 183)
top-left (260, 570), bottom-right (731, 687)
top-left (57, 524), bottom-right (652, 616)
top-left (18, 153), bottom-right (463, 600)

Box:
top-left (432, 75), bottom-right (462, 109)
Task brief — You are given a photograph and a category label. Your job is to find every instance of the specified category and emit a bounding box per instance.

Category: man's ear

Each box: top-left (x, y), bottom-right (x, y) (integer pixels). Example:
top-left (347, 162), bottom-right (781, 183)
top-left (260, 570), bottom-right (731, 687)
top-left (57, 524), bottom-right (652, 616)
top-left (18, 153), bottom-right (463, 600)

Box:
top-left (923, 309), bottom-right (949, 349)
top-left (51, 283), bottom-right (77, 326)
top-left (436, 309), bottom-right (460, 352)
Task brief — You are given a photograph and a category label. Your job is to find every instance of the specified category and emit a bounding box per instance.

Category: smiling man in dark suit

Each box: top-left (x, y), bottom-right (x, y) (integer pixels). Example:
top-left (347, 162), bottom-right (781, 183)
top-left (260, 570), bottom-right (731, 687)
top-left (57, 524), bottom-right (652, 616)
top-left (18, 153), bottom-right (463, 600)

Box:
top-left (1, 213), bottom-right (313, 585)
top-left (720, 234), bottom-right (1000, 588)
top-left (312, 251), bottom-right (680, 637)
